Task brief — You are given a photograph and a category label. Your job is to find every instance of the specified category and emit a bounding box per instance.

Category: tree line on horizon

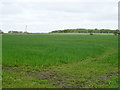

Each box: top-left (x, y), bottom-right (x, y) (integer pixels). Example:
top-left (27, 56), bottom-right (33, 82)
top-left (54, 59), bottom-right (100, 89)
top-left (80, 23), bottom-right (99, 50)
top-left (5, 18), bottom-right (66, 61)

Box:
top-left (0, 28), bottom-right (120, 35)
top-left (50, 28), bottom-right (119, 33)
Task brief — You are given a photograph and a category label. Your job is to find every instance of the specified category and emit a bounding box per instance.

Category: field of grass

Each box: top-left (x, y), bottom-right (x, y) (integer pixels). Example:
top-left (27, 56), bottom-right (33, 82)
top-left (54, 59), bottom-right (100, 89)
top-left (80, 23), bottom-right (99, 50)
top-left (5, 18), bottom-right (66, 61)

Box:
top-left (0, 34), bottom-right (2, 89)
top-left (2, 34), bottom-right (118, 88)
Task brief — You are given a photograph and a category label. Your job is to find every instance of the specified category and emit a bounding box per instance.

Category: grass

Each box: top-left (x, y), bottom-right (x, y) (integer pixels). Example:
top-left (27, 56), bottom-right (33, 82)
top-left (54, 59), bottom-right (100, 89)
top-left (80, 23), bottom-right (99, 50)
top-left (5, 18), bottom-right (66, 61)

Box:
top-left (2, 33), bottom-right (118, 88)
top-left (0, 34), bottom-right (2, 62)
top-left (0, 34), bottom-right (2, 89)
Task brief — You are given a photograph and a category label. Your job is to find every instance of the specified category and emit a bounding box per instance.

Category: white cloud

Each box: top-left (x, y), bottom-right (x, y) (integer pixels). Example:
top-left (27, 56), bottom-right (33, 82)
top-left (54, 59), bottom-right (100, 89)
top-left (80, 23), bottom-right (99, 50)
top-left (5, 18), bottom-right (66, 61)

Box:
top-left (0, 0), bottom-right (118, 33)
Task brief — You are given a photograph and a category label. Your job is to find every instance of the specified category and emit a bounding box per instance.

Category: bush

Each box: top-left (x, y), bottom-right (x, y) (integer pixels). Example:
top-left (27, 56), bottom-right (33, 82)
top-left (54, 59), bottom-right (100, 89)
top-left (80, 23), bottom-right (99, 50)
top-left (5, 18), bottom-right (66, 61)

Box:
top-left (90, 33), bottom-right (93, 35)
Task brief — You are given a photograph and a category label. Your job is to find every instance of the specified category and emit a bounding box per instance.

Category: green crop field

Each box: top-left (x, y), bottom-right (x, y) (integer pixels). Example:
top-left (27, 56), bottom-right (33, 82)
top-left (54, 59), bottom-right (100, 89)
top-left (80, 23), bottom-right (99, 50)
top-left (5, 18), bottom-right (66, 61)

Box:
top-left (2, 34), bottom-right (118, 88)
top-left (0, 35), bottom-right (2, 90)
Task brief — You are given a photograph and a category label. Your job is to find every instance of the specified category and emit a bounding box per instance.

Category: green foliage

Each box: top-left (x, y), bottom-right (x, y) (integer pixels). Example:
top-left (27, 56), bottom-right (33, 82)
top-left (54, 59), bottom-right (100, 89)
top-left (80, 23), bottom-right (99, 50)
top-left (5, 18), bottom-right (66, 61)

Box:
top-left (90, 32), bottom-right (93, 35)
top-left (51, 29), bottom-right (115, 33)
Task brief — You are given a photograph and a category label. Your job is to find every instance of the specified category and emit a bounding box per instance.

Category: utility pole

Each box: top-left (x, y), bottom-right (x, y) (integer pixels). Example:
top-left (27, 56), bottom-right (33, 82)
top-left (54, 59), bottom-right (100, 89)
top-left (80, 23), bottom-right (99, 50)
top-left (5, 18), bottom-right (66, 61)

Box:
top-left (25, 25), bottom-right (27, 33)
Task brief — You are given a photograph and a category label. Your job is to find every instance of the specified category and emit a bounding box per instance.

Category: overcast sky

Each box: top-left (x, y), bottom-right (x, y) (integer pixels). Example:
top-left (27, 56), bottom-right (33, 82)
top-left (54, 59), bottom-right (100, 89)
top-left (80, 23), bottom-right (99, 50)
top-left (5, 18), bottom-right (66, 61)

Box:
top-left (0, 0), bottom-right (119, 33)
